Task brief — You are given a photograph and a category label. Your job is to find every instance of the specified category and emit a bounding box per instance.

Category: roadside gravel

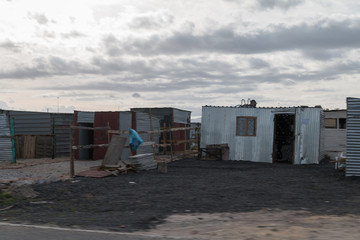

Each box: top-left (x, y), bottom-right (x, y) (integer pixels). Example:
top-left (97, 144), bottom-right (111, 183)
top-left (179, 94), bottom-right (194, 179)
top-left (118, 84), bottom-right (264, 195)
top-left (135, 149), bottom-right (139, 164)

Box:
top-left (0, 158), bottom-right (102, 185)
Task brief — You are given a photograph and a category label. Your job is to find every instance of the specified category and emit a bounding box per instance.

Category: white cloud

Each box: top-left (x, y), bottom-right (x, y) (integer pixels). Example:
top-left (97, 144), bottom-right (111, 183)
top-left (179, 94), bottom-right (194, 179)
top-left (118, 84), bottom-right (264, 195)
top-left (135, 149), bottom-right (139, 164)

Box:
top-left (1, 0), bottom-right (359, 114)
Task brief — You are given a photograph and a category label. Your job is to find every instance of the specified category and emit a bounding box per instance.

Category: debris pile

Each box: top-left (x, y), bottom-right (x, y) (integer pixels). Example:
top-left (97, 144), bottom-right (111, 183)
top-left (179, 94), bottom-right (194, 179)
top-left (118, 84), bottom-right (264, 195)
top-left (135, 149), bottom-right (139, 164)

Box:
top-left (76, 135), bottom-right (157, 178)
top-left (125, 153), bottom-right (157, 171)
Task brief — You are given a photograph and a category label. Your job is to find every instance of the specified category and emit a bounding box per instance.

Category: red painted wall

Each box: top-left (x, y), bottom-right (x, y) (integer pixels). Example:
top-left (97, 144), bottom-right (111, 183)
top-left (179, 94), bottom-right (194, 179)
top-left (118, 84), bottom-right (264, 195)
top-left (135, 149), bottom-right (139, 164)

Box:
top-left (93, 112), bottom-right (120, 160)
top-left (172, 122), bottom-right (188, 152)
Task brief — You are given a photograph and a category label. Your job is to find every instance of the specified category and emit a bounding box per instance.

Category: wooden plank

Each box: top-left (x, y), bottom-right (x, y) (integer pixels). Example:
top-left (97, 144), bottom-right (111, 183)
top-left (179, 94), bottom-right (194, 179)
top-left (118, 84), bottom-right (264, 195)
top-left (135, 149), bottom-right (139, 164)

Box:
top-left (102, 135), bottom-right (127, 167)
top-left (107, 126), bottom-right (199, 135)
top-left (70, 126), bottom-right (110, 130)
top-left (72, 144), bottom-right (109, 150)
top-left (23, 135), bottom-right (36, 159)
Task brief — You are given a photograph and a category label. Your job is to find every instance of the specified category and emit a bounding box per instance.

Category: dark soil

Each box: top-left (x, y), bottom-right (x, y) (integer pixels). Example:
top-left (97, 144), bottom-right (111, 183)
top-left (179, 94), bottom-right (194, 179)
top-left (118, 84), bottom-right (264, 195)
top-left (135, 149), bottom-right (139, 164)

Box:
top-left (1, 158), bottom-right (360, 232)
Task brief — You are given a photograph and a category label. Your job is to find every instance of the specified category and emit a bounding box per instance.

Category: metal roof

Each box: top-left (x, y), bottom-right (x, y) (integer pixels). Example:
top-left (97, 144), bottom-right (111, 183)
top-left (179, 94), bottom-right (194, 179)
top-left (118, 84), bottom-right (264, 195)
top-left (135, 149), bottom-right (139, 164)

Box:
top-left (203, 105), bottom-right (322, 109)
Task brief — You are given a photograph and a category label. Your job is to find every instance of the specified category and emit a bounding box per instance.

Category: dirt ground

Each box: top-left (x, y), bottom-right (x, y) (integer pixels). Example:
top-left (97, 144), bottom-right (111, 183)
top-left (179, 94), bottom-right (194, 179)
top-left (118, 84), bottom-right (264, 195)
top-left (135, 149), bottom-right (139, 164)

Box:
top-left (1, 158), bottom-right (360, 239)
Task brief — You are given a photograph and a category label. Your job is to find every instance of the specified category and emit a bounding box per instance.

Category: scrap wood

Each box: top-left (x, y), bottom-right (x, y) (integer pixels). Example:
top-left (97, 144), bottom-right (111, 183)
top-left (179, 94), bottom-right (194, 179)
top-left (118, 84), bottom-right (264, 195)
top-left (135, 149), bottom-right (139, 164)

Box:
top-left (82, 162), bottom-right (136, 178)
top-left (76, 169), bottom-right (114, 178)
top-left (0, 205), bottom-right (14, 212)
top-left (102, 135), bottom-right (127, 167)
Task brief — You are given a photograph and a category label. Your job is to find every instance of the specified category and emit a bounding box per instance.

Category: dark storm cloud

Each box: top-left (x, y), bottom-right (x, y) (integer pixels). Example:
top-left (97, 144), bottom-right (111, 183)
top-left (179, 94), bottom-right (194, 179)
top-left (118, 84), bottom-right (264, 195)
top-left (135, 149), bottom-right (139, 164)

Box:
top-left (256, 0), bottom-right (305, 10)
top-left (106, 18), bottom-right (360, 56)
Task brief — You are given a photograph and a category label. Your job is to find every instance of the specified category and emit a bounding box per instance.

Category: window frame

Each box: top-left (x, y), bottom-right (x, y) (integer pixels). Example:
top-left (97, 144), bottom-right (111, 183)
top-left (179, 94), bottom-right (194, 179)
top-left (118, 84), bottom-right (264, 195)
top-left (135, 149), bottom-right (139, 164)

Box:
top-left (339, 118), bottom-right (346, 129)
top-left (325, 118), bottom-right (337, 129)
top-left (236, 116), bottom-right (257, 137)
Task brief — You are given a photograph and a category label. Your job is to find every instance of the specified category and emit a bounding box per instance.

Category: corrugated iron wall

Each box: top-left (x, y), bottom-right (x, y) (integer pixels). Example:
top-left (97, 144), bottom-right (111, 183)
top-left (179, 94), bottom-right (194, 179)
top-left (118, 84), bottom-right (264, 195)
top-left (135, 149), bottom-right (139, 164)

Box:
top-left (52, 113), bottom-right (73, 157)
top-left (201, 107), bottom-right (275, 163)
top-left (74, 111), bottom-right (95, 160)
top-left (119, 111), bottom-right (132, 160)
top-left (201, 106), bottom-right (322, 164)
top-left (173, 108), bottom-right (191, 124)
top-left (294, 107), bottom-right (322, 164)
top-left (9, 110), bottom-right (53, 158)
top-left (136, 112), bottom-right (160, 155)
top-left (0, 111), bottom-right (12, 161)
top-left (346, 97), bottom-right (360, 176)
top-left (77, 111), bottom-right (95, 124)
top-left (9, 110), bottom-right (51, 135)
top-left (93, 112), bottom-right (120, 160)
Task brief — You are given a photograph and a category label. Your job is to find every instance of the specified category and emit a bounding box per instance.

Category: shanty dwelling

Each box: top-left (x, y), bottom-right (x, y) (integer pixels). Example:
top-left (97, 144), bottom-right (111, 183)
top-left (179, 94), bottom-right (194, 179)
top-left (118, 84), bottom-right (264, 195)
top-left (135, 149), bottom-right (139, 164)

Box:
top-left (201, 105), bottom-right (324, 164)
top-left (346, 97), bottom-right (360, 177)
top-left (0, 110), bottom-right (13, 162)
top-left (324, 110), bottom-right (347, 159)
top-left (5, 110), bottom-right (73, 160)
top-left (73, 111), bottom-right (160, 160)
top-left (131, 107), bottom-right (192, 152)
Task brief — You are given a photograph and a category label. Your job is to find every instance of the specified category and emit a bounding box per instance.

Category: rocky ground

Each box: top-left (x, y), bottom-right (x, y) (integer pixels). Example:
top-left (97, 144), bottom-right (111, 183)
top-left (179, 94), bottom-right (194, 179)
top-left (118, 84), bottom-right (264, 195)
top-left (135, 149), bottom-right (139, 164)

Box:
top-left (1, 158), bottom-right (360, 239)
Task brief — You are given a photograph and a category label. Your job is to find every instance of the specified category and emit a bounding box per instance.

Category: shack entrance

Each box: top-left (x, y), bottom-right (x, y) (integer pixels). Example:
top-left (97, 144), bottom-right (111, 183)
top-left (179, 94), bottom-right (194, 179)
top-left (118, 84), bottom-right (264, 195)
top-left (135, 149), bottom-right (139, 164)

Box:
top-left (273, 114), bottom-right (295, 163)
top-left (78, 123), bottom-right (94, 160)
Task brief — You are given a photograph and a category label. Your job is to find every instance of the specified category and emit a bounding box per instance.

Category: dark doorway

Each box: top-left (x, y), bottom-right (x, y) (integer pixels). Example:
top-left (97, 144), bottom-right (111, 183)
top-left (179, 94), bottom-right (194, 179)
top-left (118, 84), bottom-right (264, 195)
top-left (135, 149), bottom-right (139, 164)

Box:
top-left (273, 114), bottom-right (295, 163)
top-left (78, 123), bottom-right (94, 160)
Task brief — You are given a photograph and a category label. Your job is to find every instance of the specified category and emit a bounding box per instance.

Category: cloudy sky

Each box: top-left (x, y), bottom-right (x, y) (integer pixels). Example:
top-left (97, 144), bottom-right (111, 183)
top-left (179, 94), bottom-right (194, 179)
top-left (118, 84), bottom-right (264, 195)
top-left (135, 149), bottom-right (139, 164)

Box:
top-left (1, 0), bottom-right (360, 121)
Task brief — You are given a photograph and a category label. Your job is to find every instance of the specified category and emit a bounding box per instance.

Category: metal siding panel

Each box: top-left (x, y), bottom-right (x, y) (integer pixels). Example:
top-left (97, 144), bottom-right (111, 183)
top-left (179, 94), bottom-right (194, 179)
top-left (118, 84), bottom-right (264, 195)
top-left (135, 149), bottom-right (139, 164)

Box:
top-left (346, 97), bottom-right (360, 176)
top-left (119, 112), bottom-right (132, 160)
top-left (294, 108), bottom-right (322, 164)
top-left (9, 111), bottom-right (51, 135)
top-left (0, 112), bottom-right (12, 161)
top-left (201, 107), bottom-right (274, 163)
top-left (77, 111), bottom-right (95, 123)
top-left (173, 109), bottom-right (191, 124)
top-left (93, 112), bottom-right (120, 160)
top-left (52, 113), bottom-right (73, 157)
top-left (131, 108), bottom-right (172, 122)
top-left (136, 112), bottom-right (160, 155)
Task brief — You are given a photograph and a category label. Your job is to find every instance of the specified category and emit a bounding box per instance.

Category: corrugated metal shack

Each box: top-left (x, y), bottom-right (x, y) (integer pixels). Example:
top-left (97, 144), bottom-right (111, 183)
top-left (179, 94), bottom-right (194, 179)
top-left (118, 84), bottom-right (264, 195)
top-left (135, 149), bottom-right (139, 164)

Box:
top-left (0, 110), bottom-right (74, 160)
top-left (131, 107), bottom-right (191, 152)
top-left (324, 110), bottom-right (347, 159)
top-left (0, 110), bottom-right (13, 161)
top-left (346, 97), bottom-right (360, 176)
top-left (73, 110), bottom-right (161, 160)
top-left (201, 105), bottom-right (324, 164)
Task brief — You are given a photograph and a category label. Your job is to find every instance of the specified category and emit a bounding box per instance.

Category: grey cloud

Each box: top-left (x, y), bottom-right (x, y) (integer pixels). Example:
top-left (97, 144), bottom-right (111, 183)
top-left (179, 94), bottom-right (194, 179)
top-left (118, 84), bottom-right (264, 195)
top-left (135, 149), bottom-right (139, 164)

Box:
top-left (106, 18), bottom-right (360, 56)
top-left (249, 58), bottom-right (271, 69)
top-left (0, 56), bottom-right (95, 79)
top-left (302, 49), bottom-right (345, 61)
top-left (0, 40), bottom-right (20, 52)
top-left (102, 34), bottom-right (123, 56)
top-left (61, 30), bottom-right (86, 39)
top-left (28, 13), bottom-right (49, 25)
top-left (256, 0), bottom-right (305, 10)
top-left (129, 12), bottom-right (174, 30)
top-left (132, 93), bottom-right (141, 98)
top-left (42, 30), bottom-right (56, 38)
